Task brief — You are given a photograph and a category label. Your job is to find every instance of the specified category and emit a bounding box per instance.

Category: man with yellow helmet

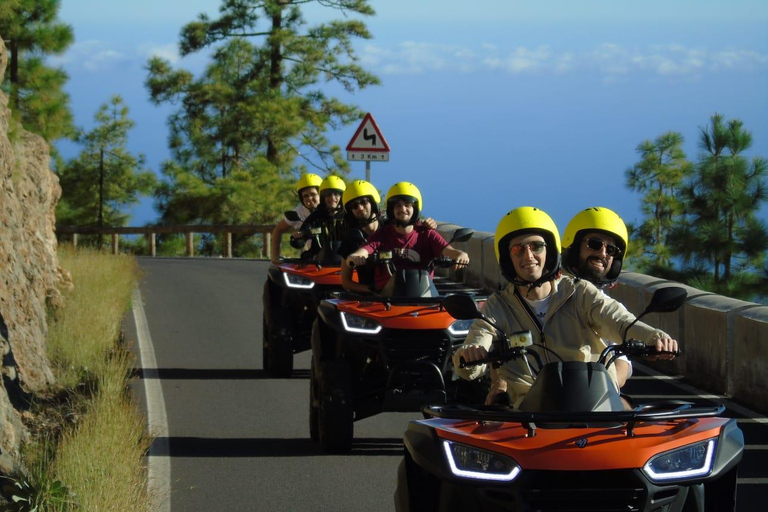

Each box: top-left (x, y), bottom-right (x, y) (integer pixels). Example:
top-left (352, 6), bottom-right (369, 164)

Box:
top-left (452, 206), bottom-right (677, 407)
top-left (297, 175), bottom-right (347, 260)
top-left (270, 173), bottom-right (322, 264)
top-left (562, 207), bottom-right (628, 288)
top-left (345, 182), bottom-right (469, 293)
top-left (562, 207), bottom-right (633, 387)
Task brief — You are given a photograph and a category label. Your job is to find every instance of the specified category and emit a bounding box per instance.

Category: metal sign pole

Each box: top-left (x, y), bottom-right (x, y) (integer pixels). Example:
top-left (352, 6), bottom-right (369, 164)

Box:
top-left (365, 160), bottom-right (371, 183)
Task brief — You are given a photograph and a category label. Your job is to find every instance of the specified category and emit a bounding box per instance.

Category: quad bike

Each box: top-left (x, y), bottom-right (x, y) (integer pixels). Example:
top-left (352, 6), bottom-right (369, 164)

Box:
top-left (395, 287), bottom-right (744, 512)
top-left (308, 228), bottom-right (491, 453)
top-left (262, 211), bottom-right (344, 377)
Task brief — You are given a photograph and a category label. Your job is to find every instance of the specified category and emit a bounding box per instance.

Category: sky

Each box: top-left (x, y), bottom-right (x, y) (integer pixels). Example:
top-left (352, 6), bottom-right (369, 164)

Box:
top-left (51, 0), bottom-right (768, 234)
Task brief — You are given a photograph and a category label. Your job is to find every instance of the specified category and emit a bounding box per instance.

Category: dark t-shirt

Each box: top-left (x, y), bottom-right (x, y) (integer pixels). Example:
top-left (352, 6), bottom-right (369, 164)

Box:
top-left (300, 206), bottom-right (346, 260)
top-left (361, 224), bottom-right (449, 290)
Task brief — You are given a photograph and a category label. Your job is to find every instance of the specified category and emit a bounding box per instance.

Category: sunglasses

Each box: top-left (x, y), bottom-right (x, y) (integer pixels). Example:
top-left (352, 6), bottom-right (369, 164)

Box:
top-left (584, 237), bottom-right (622, 256)
top-left (348, 197), bottom-right (370, 210)
top-left (510, 241), bottom-right (547, 257)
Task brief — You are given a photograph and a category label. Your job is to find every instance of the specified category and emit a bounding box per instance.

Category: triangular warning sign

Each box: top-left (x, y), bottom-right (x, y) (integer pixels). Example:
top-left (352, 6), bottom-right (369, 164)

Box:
top-left (346, 113), bottom-right (390, 152)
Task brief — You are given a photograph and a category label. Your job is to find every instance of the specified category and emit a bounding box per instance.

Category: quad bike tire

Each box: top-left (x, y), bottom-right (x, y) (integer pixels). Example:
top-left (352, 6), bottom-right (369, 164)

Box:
top-left (265, 311), bottom-right (294, 378)
top-left (262, 313), bottom-right (271, 371)
top-left (319, 360), bottom-right (354, 453)
top-left (309, 359), bottom-right (319, 442)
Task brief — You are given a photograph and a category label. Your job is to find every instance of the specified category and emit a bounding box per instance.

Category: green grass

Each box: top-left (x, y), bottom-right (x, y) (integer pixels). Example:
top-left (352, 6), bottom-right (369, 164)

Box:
top-left (7, 247), bottom-right (152, 511)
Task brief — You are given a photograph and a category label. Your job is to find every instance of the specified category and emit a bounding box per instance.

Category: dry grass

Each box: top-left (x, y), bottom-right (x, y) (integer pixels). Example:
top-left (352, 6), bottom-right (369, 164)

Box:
top-left (10, 247), bottom-right (152, 511)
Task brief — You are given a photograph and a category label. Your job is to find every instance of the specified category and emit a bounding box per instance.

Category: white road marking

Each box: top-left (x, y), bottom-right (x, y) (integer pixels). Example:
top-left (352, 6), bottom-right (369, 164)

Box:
top-left (737, 478), bottom-right (768, 484)
top-left (133, 288), bottom-right (171, 512)
top-left (632, 362), bottom-right (767, 422)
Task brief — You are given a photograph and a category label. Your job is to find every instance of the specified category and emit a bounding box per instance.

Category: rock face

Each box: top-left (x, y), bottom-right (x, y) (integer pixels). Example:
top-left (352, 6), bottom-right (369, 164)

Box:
top-left (0, 37), bottom-right (67, 474)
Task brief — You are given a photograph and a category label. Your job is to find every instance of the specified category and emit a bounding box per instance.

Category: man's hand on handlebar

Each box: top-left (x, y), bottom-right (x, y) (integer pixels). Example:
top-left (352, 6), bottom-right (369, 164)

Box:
top-left (647, 336), bottom-right (679, 361)
top-left (346, 255), bottom-right (368, 268)
top-left (452, 250), bottom-right (469, 271)
top-left (459, 345), bottom-right (489, 365)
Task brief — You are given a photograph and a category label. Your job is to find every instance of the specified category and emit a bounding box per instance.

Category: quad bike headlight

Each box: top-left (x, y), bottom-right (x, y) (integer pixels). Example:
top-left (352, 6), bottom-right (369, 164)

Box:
top-left (340, 312), bottom-right (382, 334)
top-left (283, 272), bottom-right (315, 289)
top-left (443, 441), bottom-right (521, 482)
top-left (448, 319), bottom-right (475, 336)
top-left (642, 439), bottom-right (716, 483)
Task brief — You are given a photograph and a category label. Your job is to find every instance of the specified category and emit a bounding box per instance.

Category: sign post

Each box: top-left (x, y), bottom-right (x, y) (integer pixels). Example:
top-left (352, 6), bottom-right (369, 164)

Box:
top-left (346, 113), bottom-right (390, 182)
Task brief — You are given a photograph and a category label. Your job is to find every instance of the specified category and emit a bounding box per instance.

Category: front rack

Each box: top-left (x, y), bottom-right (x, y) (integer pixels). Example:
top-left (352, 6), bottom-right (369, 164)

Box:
top-left (422, 401), bottom-right (727, 438)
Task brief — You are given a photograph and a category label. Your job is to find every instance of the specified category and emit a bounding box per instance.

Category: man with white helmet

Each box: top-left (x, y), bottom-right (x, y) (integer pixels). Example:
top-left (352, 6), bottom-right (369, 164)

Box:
top-left (453, 206), bottom-right (677, 407)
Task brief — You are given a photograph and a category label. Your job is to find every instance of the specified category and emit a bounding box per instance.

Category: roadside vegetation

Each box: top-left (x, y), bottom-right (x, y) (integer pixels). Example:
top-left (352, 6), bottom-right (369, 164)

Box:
top-left (3, 247), bottom-right (151, 512)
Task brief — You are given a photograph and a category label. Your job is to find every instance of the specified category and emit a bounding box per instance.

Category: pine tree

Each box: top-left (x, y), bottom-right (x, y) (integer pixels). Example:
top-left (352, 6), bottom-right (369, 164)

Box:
top-left (0, 0), bottom-right (74, 141)
top-left (57, 96), bottom-right (157, 235)
top-left (145, 0), bottom-right (379, 232)
top-left (625, 132), bottom-right (693, 272)
top-left (669, 114), bottom-right (768, 300)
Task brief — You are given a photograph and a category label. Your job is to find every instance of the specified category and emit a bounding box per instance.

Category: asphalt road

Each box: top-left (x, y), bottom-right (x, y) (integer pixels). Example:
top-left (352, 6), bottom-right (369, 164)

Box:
top-left (126, 257), bottom-right (767, 512)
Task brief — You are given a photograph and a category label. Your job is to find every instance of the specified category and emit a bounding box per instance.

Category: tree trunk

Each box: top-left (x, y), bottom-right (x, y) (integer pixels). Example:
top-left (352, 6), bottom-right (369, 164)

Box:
top-left (98, 148), bottom-right (105, 247)
top-left (9, 41), bottom-right (20, 111)
top-left (266, 5), bottom-right (284, 165)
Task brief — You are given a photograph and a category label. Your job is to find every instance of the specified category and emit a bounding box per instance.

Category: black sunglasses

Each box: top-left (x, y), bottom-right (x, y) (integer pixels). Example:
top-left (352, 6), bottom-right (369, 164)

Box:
top-left (348, 197), bottom-right (370, 209)
top-left (510, 241), bottom-right (547, 257)
top-left (584, 237), bottom-right (622, 256)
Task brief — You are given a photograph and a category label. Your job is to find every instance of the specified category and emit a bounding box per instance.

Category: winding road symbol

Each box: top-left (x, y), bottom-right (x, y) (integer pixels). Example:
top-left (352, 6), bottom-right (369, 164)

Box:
top-left (363, 128), bottom-right (377, 146)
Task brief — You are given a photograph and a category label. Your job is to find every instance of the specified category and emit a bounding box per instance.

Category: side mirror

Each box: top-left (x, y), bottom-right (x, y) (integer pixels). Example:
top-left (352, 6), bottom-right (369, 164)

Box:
top-left (622, 286), bottom-right (687, 343)
top-left (449, 228), bottom-right (474, 245)
top-left (442, 294), bottom-right (484, 320)
top-left (642, 286), bottom-right (688, 315)
top-left (284, 211), bottom-right (301, 222)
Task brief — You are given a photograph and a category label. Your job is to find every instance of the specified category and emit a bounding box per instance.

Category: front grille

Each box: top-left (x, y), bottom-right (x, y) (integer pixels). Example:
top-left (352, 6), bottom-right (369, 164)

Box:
top-left (378, 328), bottom-right (451, 370)
top-left (521, 470), bottom-right (644, 511)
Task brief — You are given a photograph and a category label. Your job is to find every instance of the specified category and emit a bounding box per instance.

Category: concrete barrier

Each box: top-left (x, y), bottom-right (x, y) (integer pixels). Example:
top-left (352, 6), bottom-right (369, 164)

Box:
top-left (435, 222), bottom-right (768, 414)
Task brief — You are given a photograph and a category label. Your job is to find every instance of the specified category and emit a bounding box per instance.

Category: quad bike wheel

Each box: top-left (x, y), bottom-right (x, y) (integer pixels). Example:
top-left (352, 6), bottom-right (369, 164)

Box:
top-left (262, 313), bottom-right (271, 371)
top-left (265, 311), bottom-right (294, 378)
top-left (319, 360), bottom-right (354, 453)
top-left (309, 360), bottom-right (319, 442)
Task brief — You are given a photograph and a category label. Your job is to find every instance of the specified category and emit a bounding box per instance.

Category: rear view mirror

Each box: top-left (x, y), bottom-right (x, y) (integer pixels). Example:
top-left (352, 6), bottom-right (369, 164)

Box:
top-left (442, 294), bottom-right (483, 320)
top-left (642, 287), bottom-right (688, 315)
top-left (448, 228), bottom-right (474, 245)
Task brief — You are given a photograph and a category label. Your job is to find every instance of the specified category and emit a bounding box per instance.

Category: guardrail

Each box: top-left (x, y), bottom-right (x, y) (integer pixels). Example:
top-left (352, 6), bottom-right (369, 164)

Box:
top-left (56, 225), bottom-right (276, 257)
top-left (434, 222), bottom-right (768, 415)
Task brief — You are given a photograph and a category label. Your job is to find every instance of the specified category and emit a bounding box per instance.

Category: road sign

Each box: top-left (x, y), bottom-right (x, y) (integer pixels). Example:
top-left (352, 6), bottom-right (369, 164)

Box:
top-left (346, 113), bottom-right (390, 161)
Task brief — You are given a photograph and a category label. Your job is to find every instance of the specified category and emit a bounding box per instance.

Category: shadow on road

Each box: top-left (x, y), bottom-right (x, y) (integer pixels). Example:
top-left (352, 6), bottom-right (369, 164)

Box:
top-left (151, 436), bottom-right (404, 457)
top-left (135, 368), bottom-right (310, 380)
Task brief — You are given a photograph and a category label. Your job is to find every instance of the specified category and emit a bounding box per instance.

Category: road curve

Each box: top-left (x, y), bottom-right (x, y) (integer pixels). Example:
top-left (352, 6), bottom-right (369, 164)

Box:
top-left (126, 258), bottom-right (767, 511)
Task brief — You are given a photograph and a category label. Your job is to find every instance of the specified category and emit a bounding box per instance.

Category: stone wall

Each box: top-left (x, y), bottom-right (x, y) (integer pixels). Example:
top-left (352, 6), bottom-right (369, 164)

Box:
top-left (437, 224), bottom-right (768, 414)
top-left (0, 37), bottom-right (68, 474)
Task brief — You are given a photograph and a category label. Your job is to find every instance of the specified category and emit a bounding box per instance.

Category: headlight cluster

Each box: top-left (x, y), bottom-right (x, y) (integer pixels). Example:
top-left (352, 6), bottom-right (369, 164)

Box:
top-left (448, 319), bottom-right (474, 336)
top-left (340, 312), bottom-right (382, 334)
top-left (642, 439), bottom-right (716, 482)
top-left (283, 272), bottom-right (315, 289)
top-left (443, 441), bottom-right (521, 481)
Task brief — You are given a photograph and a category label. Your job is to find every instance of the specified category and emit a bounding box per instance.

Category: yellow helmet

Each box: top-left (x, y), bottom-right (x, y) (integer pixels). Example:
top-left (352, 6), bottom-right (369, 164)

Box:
top-left (343, 180), bottom-right (381, 218)
top-left (385, 182), bottom-right (422, 226)
top-left (319, 175), bottom-right (347, 197)
top-left (494, 206), bottom-right (561, 286)
top-left (562, 207), bottom-right (628, 286)
top-left (296, 173), bottom-right (322, 198)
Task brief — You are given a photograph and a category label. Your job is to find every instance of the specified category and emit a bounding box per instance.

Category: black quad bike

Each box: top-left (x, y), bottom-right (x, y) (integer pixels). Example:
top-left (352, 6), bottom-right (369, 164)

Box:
top-left (308, 228), bottom-right (491, 453)
top-left (262, 211), bottom-right (344, 377)
top-left (395, 287), bottom-right (744, 512)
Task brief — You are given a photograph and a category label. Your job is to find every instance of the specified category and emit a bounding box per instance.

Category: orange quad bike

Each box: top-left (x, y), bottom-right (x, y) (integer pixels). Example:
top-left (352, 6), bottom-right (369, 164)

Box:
top-left (395, 287), bottom-right (744, 512)
top-left (262, 212), bottom-right (344, 377)
top-left (309, 228), bottom-right (491, 453)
